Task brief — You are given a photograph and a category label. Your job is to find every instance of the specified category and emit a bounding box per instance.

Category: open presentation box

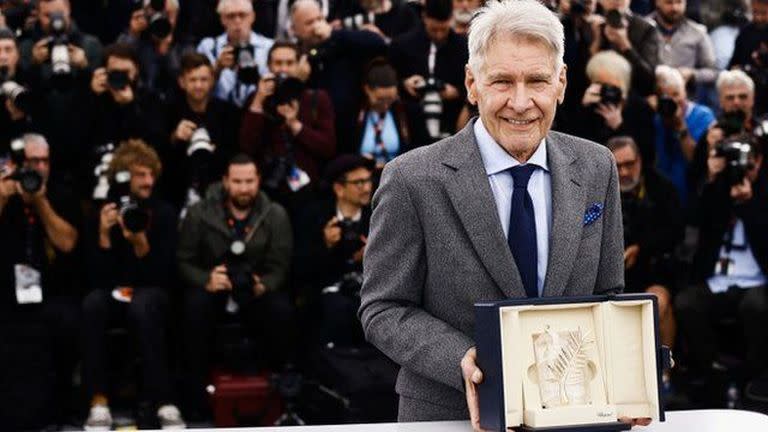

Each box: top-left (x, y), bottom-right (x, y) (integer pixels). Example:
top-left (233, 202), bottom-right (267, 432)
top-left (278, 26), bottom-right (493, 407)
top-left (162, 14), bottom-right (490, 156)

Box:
top-left (476, 294), bottom-right (669, 432)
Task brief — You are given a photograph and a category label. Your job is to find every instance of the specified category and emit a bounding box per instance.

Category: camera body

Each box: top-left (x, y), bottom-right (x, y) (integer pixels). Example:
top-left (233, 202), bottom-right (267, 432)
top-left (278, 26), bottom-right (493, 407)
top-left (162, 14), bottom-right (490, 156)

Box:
top-left (336, 218), bottom-right (364, 260)
top-left (132, 0), bottom-right (171, 39)
top-left (8, 138), bottom-right (43, 194)
top-left (657, 96), bottom-right (678, 120)
top-left (106, 70), bottom-right (130, 91)
top-left (233, 43), bottom-right (260, 85)
top-left (714, 137), bottom-right (754, 187)
top-left (716, 110), bottom-right (746, 137)
top-left (225, 240), bottom-right (255, 305)
top-left (48, 11), bottom-right (71, 75)
top-left (264, 73), bottom-right (304, 121)
top-left (598, 84), bottom-right (623, 106)
top-left (108, 170), bottom-right (149, 233)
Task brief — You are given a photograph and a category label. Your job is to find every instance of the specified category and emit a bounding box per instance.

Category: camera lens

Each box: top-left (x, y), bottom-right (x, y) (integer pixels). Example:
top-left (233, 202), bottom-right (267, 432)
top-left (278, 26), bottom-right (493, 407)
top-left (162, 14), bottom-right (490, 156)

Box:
top-left (107, 70), bottom-right (130, 90)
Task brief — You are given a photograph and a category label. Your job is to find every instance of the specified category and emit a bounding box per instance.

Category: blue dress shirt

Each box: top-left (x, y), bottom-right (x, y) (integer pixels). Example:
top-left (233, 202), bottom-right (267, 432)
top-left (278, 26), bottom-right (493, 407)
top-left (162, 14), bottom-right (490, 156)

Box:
top-left (474, 118), bottom-right (552, 296)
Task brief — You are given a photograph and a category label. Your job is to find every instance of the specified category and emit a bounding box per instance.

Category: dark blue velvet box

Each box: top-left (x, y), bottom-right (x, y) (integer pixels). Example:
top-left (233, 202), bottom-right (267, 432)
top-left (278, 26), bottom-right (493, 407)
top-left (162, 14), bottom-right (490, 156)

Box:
top-left (475, 294), bottom-right (668, 432)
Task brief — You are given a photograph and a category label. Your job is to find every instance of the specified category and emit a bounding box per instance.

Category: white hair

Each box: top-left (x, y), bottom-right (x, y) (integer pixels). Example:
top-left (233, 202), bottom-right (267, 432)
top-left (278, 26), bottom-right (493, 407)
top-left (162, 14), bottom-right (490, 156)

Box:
top-left (586, 50), bottom-right (632, 97)
top-left (716, 69), bottom-right (755, 94)
top-left (217, 0), bottom-right (254, 14)
top-left (655, 65), bottom-right (684, 91)
top-left (290, 0), bottom-right (321, 17)
top-left (468, 0), bottom-right (565, 75)
top-left (22, 133), bottom-right (49, 152)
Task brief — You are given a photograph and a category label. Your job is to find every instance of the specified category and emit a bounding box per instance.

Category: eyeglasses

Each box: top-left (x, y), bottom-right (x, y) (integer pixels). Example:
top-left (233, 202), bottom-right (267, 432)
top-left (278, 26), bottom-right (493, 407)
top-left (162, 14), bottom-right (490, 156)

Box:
top-left (343, 177), bottom-right (373, 187)
top-left (616, 158), bottom-right (638, 171)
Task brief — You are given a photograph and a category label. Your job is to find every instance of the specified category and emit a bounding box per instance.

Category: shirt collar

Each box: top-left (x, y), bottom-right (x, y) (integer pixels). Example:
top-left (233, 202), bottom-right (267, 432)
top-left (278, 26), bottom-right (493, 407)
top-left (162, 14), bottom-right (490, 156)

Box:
top-left (337, 207), bottom-right (362, 222)
top-left (474, 117), bottom-right (549, 176)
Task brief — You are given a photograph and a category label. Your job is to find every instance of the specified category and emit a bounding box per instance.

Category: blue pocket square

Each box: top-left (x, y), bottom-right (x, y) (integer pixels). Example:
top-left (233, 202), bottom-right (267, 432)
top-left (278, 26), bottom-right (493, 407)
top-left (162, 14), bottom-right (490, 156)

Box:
top-left (583, 203), bottom-right (604, 226)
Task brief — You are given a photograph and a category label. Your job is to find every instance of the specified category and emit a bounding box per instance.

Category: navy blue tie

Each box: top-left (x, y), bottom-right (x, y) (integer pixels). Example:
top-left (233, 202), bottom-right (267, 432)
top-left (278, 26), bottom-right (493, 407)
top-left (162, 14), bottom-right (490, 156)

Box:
top-left (508, 164), bottom-right (538, 298)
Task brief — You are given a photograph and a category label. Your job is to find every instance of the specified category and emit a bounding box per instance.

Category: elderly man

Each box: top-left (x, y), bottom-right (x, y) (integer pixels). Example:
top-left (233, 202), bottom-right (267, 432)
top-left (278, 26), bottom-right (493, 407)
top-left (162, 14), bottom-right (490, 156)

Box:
top-left (359, 0), bottom-right (647, 428)
top-left (197, 0), bottom-right (274, 107)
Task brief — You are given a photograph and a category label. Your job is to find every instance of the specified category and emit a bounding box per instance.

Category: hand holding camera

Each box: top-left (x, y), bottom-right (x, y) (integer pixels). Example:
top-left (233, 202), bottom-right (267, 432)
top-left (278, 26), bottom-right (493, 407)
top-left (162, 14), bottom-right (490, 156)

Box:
top-left (173, 119), bottom-right (198, 142)
top-left (249, 73), bottom-right (276, 112)
top-left (323, 216), bottom-right (342, 249)
top-left (403, 75), bottom-right (425, 98)
top-left (602, 10), bottom-right (631, 52)
top-left (67, 44), bottom-right (88, 69)
top-left (583, 83), bottom-right (623, 129)
top-left (99, 202), bottom-right (119, 235)
top-left (31, 37), bottom-right (51, 65)
top-left (206, 264), bottom-right (233, 292)
top-left (216, 45), bottom-right (236, 71)
top-left (311, 20), bottom-right (333, 43)
top-left (91, 67), bottom-right (108, 94)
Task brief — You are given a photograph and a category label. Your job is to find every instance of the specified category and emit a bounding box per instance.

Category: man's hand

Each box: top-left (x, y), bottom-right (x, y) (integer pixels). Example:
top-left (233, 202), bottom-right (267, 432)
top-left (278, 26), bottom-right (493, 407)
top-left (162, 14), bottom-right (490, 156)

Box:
top-left (403, 75), bottom-right (425, 98)
top-left (68, 44), bottom-right (88, 69)
top-left (91, 67), bottom-right (108, 94)
top-left (206, 265), bottom-right (233, 292)
top-left (707, 149), bottom-right (726, 183)
top-left (311, 20), bottom-right (333, 42)
top-left (173, 119), bottom-right (198, 142)
top-left (128, 9), bottom-right (148, 38)
top-left (5, 98), bottom-right (25, 121)
top-left (461, 347), bottom-right (487, 432)
top-left (440, 83), bottom-right (460, 101)
top-left (678, 67), bottom-right (694, 83)
top-left (31, 38), bottom-right (51, 65)
top-left (216, 45), bottom-right (235, 71)
top-left (17, 181), bottom-right (46, 206)
top-left (731, 177), bottom-right (753, 203)
top-left (252, 274), bottom-right (267, 297)
top-left (586, 14), bottom-right (605, 55)
top-left (595, 103), bottom-right (623, 130)
top-left (624, 244), bottom-right (640, 269)
top-left (619, 417), bottom-right (652, 427)
top-left (323, 216), bottom-right (341, 249)
top-left (706, 126), bottom-right (724, 151)
top-left (581, 83), bottom-right (602, 107)
top-left (296, 54), bottom-right (312, 82)
top-left (603, 23), bottom-right (632, 52)
top-left (0, 176), bottom-right (18, 203)
top-left (99, 203), bottom-right (119, 235)
top-left (352, 235), bottom-right (367, 263)
top-left (110, 80), bottom-right (135, 105)
top-left (277, 100), bottom-right (302, 135)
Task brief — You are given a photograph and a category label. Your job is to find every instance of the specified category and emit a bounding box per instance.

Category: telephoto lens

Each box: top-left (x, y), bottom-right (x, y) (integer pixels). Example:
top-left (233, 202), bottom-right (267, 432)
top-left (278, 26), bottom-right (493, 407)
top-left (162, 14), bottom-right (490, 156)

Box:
top-left (8, 138), bottom-right (43, 194)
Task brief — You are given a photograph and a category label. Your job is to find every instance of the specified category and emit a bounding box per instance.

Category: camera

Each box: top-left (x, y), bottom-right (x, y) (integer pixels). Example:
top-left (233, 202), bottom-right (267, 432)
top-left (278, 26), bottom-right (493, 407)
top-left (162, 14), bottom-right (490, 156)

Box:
top-left (92, 143), bottom-right (115, 200)
top-left (1, 80), bottom-right (33, 113)
top-left (604, 9), bottom-right (624, 28)
top-left (598, 83), bottom-right (623, 106)
top-left (225, 240), bottom-right (255, 306)
top-left (341, 12), bottom-right (375, 30)
top-left (108, 170), bottom-right (149, 232)
top-left (8, 138), bottom-right (43, 194)
top-left (132, 0), bottom-right (171, 39)
top-left (187, 127), bottom-right (215, 157)
top-left (48, 11), bottom-right (71, 75)
top-left (106, 70), bottom-right (130, 91)
top-left (336, 218), bottom-right (365, 260)
top-left (753, 114), bottom-right (768, 148)
top-left (264, 73), bottom-right (304, 121)
top-left (233, 43), bottom-right (260, 85)
top-left (714, 136), bottom-right (754, 186)
top-left (416, 76), bottom-right (446, 140)
top-left (716, 110), bottom-right (746, 137)
top-left (657, 96), bottom-right (678, 120)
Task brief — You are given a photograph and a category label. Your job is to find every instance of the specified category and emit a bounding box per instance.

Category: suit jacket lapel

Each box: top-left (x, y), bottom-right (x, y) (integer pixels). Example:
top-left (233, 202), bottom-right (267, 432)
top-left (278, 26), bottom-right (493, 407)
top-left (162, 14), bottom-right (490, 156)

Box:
top-left (543, 132), bottom-right (585, 297)
top-left (442, 121), bottom-right (525, 299)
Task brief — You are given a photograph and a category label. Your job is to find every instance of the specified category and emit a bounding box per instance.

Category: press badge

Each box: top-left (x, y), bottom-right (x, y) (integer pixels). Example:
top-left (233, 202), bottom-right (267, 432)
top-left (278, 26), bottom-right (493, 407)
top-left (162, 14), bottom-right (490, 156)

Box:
top-left (286, 166), bottom-right (310, 192)
top-left (15, 264), bottom-right (43, 304)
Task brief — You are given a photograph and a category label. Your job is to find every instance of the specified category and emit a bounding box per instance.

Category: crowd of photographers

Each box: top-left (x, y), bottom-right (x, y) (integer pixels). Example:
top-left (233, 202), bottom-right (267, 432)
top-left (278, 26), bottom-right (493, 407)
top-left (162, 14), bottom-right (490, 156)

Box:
top-left (1, 0), bottom-right (768, 429)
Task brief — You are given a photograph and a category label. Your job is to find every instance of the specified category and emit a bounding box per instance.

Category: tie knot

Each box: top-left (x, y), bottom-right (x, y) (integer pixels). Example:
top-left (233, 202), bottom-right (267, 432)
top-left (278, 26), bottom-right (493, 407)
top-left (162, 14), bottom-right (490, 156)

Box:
top-left (509, 164), bottom-right (537, 189)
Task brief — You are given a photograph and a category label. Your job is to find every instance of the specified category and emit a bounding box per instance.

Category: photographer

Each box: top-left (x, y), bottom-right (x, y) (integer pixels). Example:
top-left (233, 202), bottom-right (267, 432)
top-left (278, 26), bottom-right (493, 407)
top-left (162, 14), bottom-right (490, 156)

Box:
top-left (178, 153), bottom-right (295, 416)
top-left (0, 133), bottom-right (80, 428)
top-left (332, 0), bottom-right (419, 42)
top-left (607, 136), bottom-right (683, 383)
top-left (0, 29), bottom-right (34, 151)
top-left (240, 41), bottom-right (336, 199)
top-left (675, 134), bottom-right (768, 402)
top-left (294, 155), bottom-right (374, 346)
top-left (452, 0), bottom-right (482, 35)
top-left (81, 139), bottom-right (184, 430)
top-left (577, 50), bottom-right (655, 163)
top-left (728, 0), bottom-right (768, 115)
top-left (290, 0), bottom-right (386, 154)
top-left (356, 59), bottom-right (410, 167)
top-left (653, 65), bottom-right (715, 205)
top-left (589, 0), bottom-right (659, 96)
top-left (117, 0), bottom-right (197, 101)
top-left (389, 0), bottom-right (468, 147)
top-left (690, 70), bottom-right (756, 193)
top-left (196, 0), bottom-right (274, 107)
top-left (86, 43), bottom-right (168, 195)
top-left (167, 52), bottom-right (240, 209)
top-left (17, 0), bottom-right (102, 182)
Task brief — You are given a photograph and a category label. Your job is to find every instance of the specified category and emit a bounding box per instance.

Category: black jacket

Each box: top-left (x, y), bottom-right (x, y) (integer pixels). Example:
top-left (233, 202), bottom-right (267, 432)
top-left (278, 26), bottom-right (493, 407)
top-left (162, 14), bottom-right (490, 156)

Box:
top-left (599, 13), bottom-right (660, 96)
top-left (692, 166), bottom-right (768, 283)
top-left (622, 169), bottom-right (684, 291)
top-left (89, 197), bottom-right (177, 291)
top-left (389, 26), bottom-right (468, 147)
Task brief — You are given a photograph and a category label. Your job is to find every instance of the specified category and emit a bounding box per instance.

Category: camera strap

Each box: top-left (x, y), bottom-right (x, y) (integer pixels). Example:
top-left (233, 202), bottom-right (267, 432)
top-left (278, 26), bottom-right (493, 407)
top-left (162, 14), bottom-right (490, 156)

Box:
top-left (428, 43), bottom-right (436, 77)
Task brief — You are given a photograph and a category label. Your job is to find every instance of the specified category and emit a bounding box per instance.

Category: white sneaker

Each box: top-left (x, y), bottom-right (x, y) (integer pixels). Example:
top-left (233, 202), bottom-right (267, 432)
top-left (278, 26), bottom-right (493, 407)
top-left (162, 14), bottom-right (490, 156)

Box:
top-left (157, 404), bottom-right (186, 429)
top-left (84, 404), bottom-right (112, 431)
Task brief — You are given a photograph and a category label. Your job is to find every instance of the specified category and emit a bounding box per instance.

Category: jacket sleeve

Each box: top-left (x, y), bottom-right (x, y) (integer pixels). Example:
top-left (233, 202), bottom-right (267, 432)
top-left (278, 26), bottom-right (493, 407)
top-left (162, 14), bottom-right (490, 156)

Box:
top-left (259, 203), bottom-right (293, 293)
top-left (593, 149), bottom-right (625, 294)
top-left (624, 24), bottom-right (659, 96)
top-left (359, 160), bottom-right (474, 393)
top-left (177, 205), bottom-right (210, 290)
top-left (240, 110), bottom-right (267, 159)
top-left (294, 90), bottom-right (337, 160)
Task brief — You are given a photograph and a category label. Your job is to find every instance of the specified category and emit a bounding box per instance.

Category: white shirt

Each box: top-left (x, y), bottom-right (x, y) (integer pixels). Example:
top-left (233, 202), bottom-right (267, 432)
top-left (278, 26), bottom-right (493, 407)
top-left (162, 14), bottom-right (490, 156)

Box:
top-left (707, 219), bottom-right (768, 293)
top-left (474, 118), bottom-right (553, 296)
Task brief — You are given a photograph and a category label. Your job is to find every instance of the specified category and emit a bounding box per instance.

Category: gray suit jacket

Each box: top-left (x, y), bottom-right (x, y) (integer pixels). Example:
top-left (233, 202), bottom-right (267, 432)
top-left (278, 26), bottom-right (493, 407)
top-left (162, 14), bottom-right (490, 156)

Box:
top-left (359, 119), bottom-right (624, 421)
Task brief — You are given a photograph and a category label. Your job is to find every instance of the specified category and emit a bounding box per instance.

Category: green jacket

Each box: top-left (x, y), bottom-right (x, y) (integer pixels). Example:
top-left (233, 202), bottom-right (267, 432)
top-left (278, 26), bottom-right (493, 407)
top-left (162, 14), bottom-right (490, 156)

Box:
top-left (177, 183), bottom-right (293, 293)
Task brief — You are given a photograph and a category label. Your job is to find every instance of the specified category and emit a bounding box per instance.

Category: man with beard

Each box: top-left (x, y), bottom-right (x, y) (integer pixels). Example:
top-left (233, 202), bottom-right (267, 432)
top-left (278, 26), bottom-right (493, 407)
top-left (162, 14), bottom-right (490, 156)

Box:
top-left (451, 0), bottom-right (481, 35)
top-left (81, 139), bottom-right (185, 430)
top-left (649, 0), bottom-right (718, 91)
top-left (177, 153), bottom-right (296, 418)
top-left (607, 136), bottom-right (683, 392)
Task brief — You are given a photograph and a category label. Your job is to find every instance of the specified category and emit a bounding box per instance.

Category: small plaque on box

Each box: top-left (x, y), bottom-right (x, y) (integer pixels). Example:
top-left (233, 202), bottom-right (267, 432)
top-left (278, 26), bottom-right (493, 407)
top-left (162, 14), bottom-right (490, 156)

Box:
top-left (475, 294), bottom-right (668, 432)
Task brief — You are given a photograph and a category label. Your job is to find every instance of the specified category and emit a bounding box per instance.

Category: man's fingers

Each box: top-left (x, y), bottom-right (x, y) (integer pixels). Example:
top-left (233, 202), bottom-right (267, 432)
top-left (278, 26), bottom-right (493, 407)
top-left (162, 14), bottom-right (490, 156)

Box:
top-left (471, 368), bottom-right (484, 384)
